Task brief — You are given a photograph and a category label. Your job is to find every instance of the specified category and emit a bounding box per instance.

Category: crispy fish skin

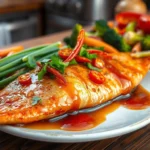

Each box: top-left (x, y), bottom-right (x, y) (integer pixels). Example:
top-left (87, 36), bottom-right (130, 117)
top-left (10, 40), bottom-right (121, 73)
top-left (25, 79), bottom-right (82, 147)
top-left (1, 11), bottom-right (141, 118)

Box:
top-left (0, 53), bottom-right (148, 124)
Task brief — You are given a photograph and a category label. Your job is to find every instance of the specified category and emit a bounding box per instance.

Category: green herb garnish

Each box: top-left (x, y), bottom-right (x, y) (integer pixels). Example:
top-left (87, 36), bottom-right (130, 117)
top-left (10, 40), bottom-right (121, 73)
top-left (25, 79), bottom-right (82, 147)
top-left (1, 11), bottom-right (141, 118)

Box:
top-left (79, 47), bottom-right (97, 60)
top-left (32, 96), bottom-right (41, 105)
top-left (87, 63), bottom-right (101, 72)
top-left (49, 55), bottom-right (69, 74)
top-left (38, 63), bottom-right (48, 80)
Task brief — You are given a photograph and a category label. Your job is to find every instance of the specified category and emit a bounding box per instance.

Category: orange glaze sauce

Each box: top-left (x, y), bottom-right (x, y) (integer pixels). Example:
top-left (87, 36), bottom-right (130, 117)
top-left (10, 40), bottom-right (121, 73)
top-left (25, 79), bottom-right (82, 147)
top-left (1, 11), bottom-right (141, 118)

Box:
top-left (23, 85), bottom-right (149, 131)
top-left (121, 85), bottom-right (150, 110)
top-left (24, 102), bottom-right (120, 131)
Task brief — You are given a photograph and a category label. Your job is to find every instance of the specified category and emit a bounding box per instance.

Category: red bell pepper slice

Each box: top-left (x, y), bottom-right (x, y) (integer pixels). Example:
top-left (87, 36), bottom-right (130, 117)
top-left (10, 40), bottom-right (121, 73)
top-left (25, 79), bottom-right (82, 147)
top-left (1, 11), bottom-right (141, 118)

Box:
top-left (88, 70), bottom-right (105, 84)
top-left (64, 29), bottom-right (85, 62)
top-left (75, 56), bottom-right (91, 63)
top-left (138, 14), bottom-right (150, 34)
top-left (58, 49), bottom-right (91, 63)
top-left (115, 12), bottom-right (142, 29)
top-left (47, 66), bottom-right (66, 85)
top-left (18, 73), bottom-right (32, 86)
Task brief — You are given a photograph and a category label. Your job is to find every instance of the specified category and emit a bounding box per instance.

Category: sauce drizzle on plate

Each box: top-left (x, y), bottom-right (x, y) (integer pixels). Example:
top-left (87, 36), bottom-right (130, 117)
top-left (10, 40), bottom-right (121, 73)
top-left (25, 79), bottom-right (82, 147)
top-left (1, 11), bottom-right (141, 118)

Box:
top-left (23, 85), bottom-right (149, 131)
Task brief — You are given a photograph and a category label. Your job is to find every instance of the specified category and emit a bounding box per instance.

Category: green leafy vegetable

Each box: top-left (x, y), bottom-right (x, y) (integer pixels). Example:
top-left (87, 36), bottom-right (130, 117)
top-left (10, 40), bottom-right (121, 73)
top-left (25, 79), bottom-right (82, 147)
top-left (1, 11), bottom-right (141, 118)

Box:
top-left (79, 47), bottom-right (97, 59)
top-left (64, 24), bottom-right (82, 47)
top-left (38, 63), bottom-right (48, 80)
top-left (103, 29), bottom-right (131, 52)
top-left (141, 35), bottom-right (150, 50)
top-left (95, 20), bottom-right (109, 36)
top-left (0, 44), bottom-right (48, 67)
top-left (0, 68), bottom-right (29, 89)
top-left (22, 42), bottom-right (60, 68)
top-left (125, 22), bottom-right (136, 32)
top-left (49, 55), bottom-right (69, 74)
top-left (94, 20), bottom-right (131, 52)
top-left (32, 96), bottom-right (41, 105)
top-left (87, 63), bottom-right (101, 72)
top-left (69, 59), bottom-right (78, 65)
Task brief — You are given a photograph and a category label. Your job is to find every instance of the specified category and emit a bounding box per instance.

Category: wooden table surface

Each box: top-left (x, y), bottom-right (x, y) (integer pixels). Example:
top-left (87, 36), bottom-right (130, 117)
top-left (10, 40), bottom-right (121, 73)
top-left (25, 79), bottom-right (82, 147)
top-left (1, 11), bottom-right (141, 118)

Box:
top-left (0, 30), bottom-right (150, 150)
top-left (0, 0), bottom-right (45, 14)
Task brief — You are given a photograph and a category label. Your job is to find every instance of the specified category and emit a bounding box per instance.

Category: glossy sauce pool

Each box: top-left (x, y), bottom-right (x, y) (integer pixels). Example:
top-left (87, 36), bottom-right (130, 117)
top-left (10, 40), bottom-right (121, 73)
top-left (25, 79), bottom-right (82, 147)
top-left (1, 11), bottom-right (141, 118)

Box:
top-left (23, 85), bottom-right (150, 131)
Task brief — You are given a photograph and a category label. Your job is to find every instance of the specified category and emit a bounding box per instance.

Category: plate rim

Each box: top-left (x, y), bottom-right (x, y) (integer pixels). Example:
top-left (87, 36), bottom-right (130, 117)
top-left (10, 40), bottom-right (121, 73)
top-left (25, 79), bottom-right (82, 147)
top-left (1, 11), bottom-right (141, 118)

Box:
top-left (0, 111), bottom-right (150, 143)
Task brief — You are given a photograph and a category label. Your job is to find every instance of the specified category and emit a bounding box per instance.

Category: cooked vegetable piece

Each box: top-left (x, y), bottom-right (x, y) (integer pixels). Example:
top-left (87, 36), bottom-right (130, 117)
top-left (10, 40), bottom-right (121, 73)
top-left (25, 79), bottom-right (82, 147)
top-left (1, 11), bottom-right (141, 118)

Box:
top-left (88, 70), bottom-right (105, 84)
top-left (84, 37), bottom-right (119, 53)
top-left (123, 31), bottom-right (143, 45)
top-left (131, 50), bottom-right (150, 58)
top-left (75, 56), bottom-right (91, 63)
top-left (0, 69), bottom-right (29, 88)
top-left (0, 63), bottom-right (26, 78)
top-left (138, 14), bottom-right (150, 34)
top-left (95, 20), bottom-right (109, 36)
top-left (87, 49), bottom-right (112, 59)
top-left (125, 22), bottom-right (136, 32)
top-left (87, 63), bottom-right (101, 72)
top-left (22, 42), bottom-right (60, 68)
top-left (0, 46), bottom-right (24, 57)
top-left (64, 24), bottom-right (82, 47)
top-left (92, 58), bottom-right (104, 69)
top-left (79, 47), bottom-right (97, 60)
top-left (38, 63), bottom-right (48, 80)
top-left (93, 20), bottom-right (131, 52)
top-left (141, 35), bottom-right (150, 50)
top-left (58, 49), bottom-right (72, 59)
top-left (49, 55), bottom-right (69, 74)
top-left (0, 44), bottom-right (47, 67)
top-left (132, 42), bottom-right (142, 53)
top-left (64, 29), bottom-right (85, 62)
top-left (47, 66), bottom-right (66, 85)
top-left (115, 12), bottom-right (141, 28)
top-left (69, 59), bottom-right (78, 65)
top-left (18, 73), bottom-right (32, 86)
top-left (103, 29), bottom-right (131, 52)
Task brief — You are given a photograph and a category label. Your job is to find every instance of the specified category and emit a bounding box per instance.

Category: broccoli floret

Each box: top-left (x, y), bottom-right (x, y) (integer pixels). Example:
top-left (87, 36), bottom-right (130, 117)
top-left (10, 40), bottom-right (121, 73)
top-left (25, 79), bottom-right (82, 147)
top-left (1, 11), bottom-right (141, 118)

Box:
top-left (95, 20), bottom-right (109, 36)
top-left (63, 24), bottom-right (82, 48)
top-left (103, 29), bottom-right (131, 52)
top-left (142, 35), bottom-right (150, 50)
top-left (95, 20), bottom-right (131, 52)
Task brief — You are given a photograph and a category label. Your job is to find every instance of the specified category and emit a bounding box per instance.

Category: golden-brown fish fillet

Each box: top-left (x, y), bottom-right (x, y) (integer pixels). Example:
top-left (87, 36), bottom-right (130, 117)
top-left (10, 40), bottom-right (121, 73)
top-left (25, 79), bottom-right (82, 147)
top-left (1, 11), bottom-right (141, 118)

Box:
top-left (0, 52), bottom-right (148, 124)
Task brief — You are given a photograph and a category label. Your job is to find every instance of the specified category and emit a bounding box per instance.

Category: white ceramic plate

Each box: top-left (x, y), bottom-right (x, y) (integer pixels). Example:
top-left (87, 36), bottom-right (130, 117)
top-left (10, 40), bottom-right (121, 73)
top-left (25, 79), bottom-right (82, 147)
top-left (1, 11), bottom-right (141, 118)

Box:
top-left (0, 72), bottom-right (150, 143)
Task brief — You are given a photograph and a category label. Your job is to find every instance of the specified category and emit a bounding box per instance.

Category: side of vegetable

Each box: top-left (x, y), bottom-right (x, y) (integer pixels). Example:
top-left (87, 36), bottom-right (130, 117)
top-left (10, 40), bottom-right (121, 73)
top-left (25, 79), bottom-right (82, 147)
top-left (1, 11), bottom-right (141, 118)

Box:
top-left (95, 20), bottom-right (131, 52)
top-left (115, 12), bottom-right (150, 50)
top-left (0, 42), bottom-right (61, 88)
top-left (38, 29), bottom-right (108, 85)
top-left (0, 46), bottom-right (24, 58)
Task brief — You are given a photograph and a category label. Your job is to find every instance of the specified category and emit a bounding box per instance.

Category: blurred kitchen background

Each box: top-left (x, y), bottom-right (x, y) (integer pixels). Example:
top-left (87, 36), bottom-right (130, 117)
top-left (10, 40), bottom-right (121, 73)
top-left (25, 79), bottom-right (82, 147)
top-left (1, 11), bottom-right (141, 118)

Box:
top-left (0, 0), bottom-right (149, 47)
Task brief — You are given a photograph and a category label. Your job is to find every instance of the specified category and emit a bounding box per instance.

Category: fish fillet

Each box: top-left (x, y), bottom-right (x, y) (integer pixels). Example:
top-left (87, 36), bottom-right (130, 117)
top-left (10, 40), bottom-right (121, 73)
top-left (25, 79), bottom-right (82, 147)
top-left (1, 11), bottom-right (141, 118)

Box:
top-left (0, 52), bottom-right (148, 124)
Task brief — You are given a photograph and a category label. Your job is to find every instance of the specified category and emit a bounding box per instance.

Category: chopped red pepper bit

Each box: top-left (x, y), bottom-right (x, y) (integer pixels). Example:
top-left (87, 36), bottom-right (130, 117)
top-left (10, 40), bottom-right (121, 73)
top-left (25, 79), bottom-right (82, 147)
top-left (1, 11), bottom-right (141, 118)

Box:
top-left (58, 48), bottom-right (72, 60)
top-left (88, 70), bottom-right (105, 84)
top-left (92, 58), bottom-right (104, 69)
top-left (87, 49), bottom-right (112, 59)
top-left (18, 73), bottom-right (32, 86)
top-left (47, 66), bottom-right (66, 85)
